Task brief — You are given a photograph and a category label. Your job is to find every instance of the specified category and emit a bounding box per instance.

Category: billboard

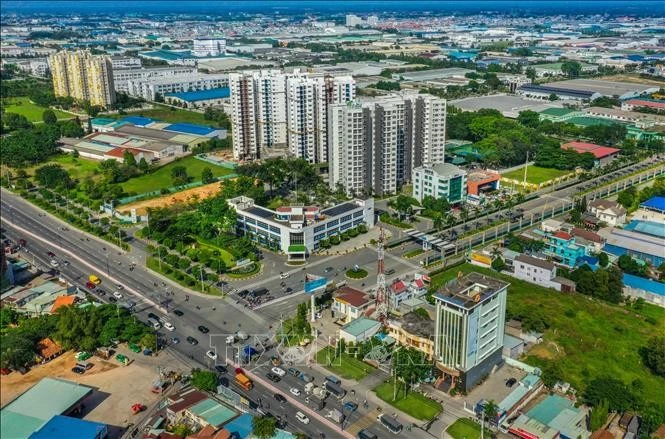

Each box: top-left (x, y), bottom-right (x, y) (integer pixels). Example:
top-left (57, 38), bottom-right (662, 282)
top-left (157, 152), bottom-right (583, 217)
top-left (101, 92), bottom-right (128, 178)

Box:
top-left (304, 274), bottom-right (327, 294)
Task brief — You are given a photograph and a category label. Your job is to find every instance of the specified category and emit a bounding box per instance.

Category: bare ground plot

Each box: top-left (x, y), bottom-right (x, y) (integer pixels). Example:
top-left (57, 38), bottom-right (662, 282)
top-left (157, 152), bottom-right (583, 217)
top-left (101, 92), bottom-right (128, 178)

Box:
top-left (598, 74), bottom-right (665, 85)
top-left (118, 181), bottom-right (222, 215)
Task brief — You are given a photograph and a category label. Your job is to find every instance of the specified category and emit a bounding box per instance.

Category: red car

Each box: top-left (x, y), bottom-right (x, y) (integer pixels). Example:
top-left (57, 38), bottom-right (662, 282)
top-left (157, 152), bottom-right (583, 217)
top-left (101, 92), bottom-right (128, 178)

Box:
top-left (47, 251), bottom-right (56, 258)
top-left (85, 281), bottom-right (96, 289)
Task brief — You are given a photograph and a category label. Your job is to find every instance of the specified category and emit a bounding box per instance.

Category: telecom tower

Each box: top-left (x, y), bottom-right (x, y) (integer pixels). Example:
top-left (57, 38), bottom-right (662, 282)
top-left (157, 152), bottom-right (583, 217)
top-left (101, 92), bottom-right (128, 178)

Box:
top-left (375, 227), bottom-right (389, 321)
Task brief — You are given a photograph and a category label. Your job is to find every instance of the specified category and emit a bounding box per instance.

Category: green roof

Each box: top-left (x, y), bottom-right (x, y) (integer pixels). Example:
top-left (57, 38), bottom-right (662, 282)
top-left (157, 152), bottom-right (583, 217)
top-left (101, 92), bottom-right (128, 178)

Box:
top-left (288, 245), bottom-right (306, 253)
top-left (0, 378), bottom-right (93, 439)
top-left (539, 107), bottom-right (577, 116)
top-left (341, 317), bottom-right (382, 337)
top-left (527, 395), bottom-right (575, 425)
top-left (189, 398), bottom-right (236, 427)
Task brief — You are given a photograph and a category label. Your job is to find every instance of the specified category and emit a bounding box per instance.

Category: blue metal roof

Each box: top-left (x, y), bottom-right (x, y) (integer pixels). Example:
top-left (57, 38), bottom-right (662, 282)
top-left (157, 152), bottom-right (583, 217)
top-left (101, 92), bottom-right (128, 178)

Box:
top-left (640, 196), bottom-right (665, 213)
top-left (223, 413), bottom-right (253, 439)
top-left (121, 116), bottom-right (155, 126)
top-left (164, 122), bottom-right (218, 136)
top-left (623, 273), bottom-right (665, 297)
top-left (165, 87), bottom-right (230, 102)
top-left (29, 415), bottom-right (107, 439)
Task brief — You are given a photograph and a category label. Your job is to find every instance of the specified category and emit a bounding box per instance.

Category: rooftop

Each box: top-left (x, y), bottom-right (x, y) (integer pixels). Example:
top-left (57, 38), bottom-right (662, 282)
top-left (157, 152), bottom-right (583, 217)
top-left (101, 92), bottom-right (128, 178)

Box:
top-left (561, 141), bottom-right (621, 159)
top-left (394, 311), bottom-right (434, 338)
top-left (640, 196), bottom-right (665, 213)
top-left (189, 398), bottom-right (237, 427)
top-left (30, 415), bottom-right (107, 439)
top-left (539, 107), bottom-right (579, 117)
top-left (515, 254), bottom-right (555, 271)
top-left (165, 87), bottom-right (230, 102)
top-left (434, 272), bottom-right (508, 310)
top-left (544, 78), bottom-right (658, 97)
top-left (341, 317), bottom-right (382, 337)
top-left (518, 83), bottom-right (598, 99)
top-left (164, 123), bottom-right (220, 136)
top-left (335, 287), bottom-right (371, 308)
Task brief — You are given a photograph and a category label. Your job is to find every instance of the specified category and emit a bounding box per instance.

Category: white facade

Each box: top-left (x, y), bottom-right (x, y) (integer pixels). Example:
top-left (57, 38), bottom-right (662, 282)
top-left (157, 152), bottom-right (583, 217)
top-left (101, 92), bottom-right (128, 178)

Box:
top-left (112, 66), bottom-right (197, 92)
top-left (328, 102), bottom-right (369, 197)
top-left (110, 56), bottom-right (142, 69)
top-left (229, 72), bottom-right (258, 160)
top-left (126, 73), bottom-right (228, 101)
top-left (412, 163), bottom-right (467, 204)
top-left (588, 200), bottom-right (627, 226)
top-left (513, 255), bottom-right (560, 290)
top-left (192, 39), bottom-right (226, 57)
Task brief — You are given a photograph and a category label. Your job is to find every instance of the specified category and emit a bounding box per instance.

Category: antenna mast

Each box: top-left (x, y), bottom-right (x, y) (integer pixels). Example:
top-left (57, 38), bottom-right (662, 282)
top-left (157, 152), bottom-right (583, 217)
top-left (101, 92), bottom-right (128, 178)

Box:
top-left (375, 227), bottom-right (389, 321)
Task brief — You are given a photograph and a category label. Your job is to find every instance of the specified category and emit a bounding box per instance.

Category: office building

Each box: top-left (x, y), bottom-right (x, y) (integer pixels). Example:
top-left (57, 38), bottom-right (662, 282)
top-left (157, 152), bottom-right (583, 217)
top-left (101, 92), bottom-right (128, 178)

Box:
top-left (110, 56), bottom-right (142, 69)
top-left (328, 93), bottom-right (447, 196)
top-left (192, 38), bottom-right (227, 57)
top-left (229, 70), bottom-right (355, 161)
top-left (112, 65), bottom-right (197, 92)
top-left (412, 163), bottom-right (467, 204)
top-left (49, 50), bottom-right (115, 108)
top-left (433, 272), bottom-right (508, 392)
top-left (126, 73), bottom-right (228, 101)
top-left (227, 196), bottom-right (374, 260)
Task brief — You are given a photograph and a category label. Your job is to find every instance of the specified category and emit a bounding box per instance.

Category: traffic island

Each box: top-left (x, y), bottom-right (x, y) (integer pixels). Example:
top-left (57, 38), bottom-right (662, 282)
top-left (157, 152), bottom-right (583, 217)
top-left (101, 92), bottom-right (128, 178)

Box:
top-left (345, 268), bottom-right (368, 279)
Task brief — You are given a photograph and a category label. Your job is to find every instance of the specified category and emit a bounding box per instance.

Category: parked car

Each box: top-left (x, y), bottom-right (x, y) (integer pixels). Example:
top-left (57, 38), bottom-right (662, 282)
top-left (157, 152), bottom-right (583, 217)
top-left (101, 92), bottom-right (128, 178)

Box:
top-left (215, 365), bottom-right (227, 374)
top-left (186, 336), bottom-right (198, 345)
top-left (206, 350), bottom-right (217, 360)
top-left (108, 296), bottom-right (117, 303)
top-left (71, 366), bottom-right (86, 375)
top-left (198, 325), bottom-right (209, 334)
top-left (266, 373), bottom-right (281, 383)
top-left (271, 367), bottom-right (286, 377)
top-left (113, 291), bottom-right (123, 299)
top-left (324, 266), bottom-right (334, 273)
top-left (171, 337), bottom-right (180, 344)
top-left (173, 310), bottom-right (184, 316)
top-left (344, 401), bottom-right (358, 412)
top-left (50, 259), bottom-right (59, 268)
top-left (97, 289), bottom-right (106, 296)
top-left (288, 367), bottom-right (301, 377)
top-left (163, 322), bottom-right (175, 331)
top-left (47, 251), bottom-right (55, 258)
top-left (289, 387), bottom-right (301, 397)
top-left (506, 378), bottom-right (517, 387)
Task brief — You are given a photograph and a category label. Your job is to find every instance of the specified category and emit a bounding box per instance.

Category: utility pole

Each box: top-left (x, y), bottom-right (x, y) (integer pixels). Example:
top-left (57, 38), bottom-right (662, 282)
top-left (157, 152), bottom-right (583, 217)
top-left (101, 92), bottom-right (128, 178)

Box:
top-left (523, 151), bottom-right (529, 185)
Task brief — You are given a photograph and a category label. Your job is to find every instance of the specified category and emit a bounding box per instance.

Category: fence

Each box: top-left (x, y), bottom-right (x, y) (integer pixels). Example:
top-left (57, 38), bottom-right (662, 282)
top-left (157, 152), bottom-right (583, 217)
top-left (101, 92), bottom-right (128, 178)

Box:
top-left (195, 154), bottom-right (237, 169)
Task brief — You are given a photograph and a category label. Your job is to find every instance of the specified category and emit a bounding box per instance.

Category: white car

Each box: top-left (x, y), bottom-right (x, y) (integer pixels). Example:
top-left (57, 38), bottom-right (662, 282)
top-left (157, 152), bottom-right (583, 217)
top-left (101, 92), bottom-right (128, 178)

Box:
top-left (50, 259), bottom-right (59, 268)
top-left (115, 284), bottom-right (124, 290)
top-left (206, 350), bottom-right (217, 360)
top-left (295, 411), bottom-right (310, 424)
top-left (289, 387), bottom-right (301, 397)
top-left (271, 367), bottom-right (286, 377)
top-left (163, 322), bottom-right (175, 332)
top-left (113, 291), bottom-right (123, 299)
top-left (279, 273), bottom-right (290, 279)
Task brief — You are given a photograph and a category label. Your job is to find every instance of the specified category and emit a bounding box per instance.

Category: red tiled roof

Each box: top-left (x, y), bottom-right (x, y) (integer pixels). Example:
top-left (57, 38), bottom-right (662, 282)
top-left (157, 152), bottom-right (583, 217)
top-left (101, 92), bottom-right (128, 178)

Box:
top-left (572, 227), bottom-right (603, 243)
top-left (561, 141), bottom-right (620, 159)
top-left (36, 338), bottom-right (62, 359)
top-left (553, 231), bottom-right (573, 240)
top-left (105, 147), bottom-right (142, 159)
top-left (391, 280), bottom-right (407, 294)
top-left (625, 99), bottom-right (665, 109)
top-left (168, 388), bottom-right (207, 413)
top-left (335, 287), bottom-right (371, 307)
top-left (187, 426), bottom-right (231, 439)
top-left (413, 279), bottom-right (425, 289)
top-left (50, 295), bottom-right (76, 313)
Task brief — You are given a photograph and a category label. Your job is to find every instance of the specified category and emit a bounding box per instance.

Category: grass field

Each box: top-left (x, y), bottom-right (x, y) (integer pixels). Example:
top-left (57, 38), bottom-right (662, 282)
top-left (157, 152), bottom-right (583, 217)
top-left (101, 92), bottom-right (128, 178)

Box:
top-left (195, 237), bottom-right (236, 267)
top-left (502, 165), bottom-right (571, 185)
top-left (430, 263), bottom-right (665, 407)
top-left (446, 418), bottom-right (492, 439)
top-left (3, 97), bottom-right (74, 122)
top-left (103, 105), bottom-right (221, 128)
top-left (121, 156), bottom-right (234, 194)
top-left (374, 382), bottom-right (443, 421)
top-left (316, 346), bottom-right (372, 381)
top-left (1, 154), bottom-right (101, 183)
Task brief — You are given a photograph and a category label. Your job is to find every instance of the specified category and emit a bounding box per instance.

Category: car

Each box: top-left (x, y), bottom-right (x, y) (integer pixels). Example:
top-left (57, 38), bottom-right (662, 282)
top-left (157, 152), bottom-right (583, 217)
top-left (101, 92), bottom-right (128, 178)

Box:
top-left (173, 309), bottom-right (184, 316)
top-left (97, 289), bottom-right (106, 296)
top-left (271, 367), bottom-right (286, 377)
top-left (289, 387), bottom-right (301, 397)
top-left (71, 366), bottom-right (86, 375)
top-left (115, 284), bottom-right (124, 290)
top-left (324, 266), bottom-right (334, 273)
top-left (206, 350), bottom-right (217, 360)
top-left (506, 378), bottom-right (517, 387)
top-left (164, 322), bottom-right (175, 331)
top-left (198, 325), bottom-right (209, 334)
top-left (113, 291), bottom-right (123, 299)
top-left (286, 287), bottom-right (293, 293)
top-left (279, 273), bottom-right (290, 279)
top-left (344, 401), bottom-right (358, 412)
top-left (266, 373), bottom-right (281, 383)
top-left (186, 336), bottom-right (198, 345)
top-left (47, 251), bottom-right (55, 258)
top-left (85, 281), bottom-right (96, 289)
top-left (108, 296), bottom-right (117, 303)
top-left (171, 337), bottom-right (180, 344)
top-left (274, 393), bottom-right (287, 403)
top-left (126, 299), bottom-right (137, 308)
top-left (295, 411), bottom-right (310, 424)
top-left (215, 365), bottom-right (227, 374)
top-left (288, 367), bottom-right (301, 377)
top-left (148, 312), bottom-right (159, 320)
top-left (50, 259), bottom-right (59, 268)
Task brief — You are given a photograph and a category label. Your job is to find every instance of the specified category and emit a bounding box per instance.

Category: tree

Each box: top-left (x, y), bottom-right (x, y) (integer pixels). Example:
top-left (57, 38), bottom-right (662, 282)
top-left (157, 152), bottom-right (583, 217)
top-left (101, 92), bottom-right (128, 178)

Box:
top-left (517, 110), bottom-right (541, 128)
top-left (539, 360), bottom-right (564, 388)
top-left (123, 150), bottom-right (137, 167)
top-left (598, 252), bottom-right (609, 268)
top-left (140, 333), bottom-right (157, 350)
top-left (491, 256), bottom-right (506, 272)
top-left (3, 112), bottom-right (33, 131)
top-left (589, 399), bottom-right (610, 431)
top-left (583, 378), bottom-right (638, 412)
top-left (59, 119), bottom-right (85, 137)
top-left (640, 336), bottom-right (665, 378)
top-left (391, 347), bottom-right (431, 396)
top-left (525, 67), bottom-right (536, 80)
top-left (0, 332), bottom-right (35, 369)
top-left (190, 368), bottom-right (218, 391)
top-left (561, 60), bottom-right (582, 78)
top-left (252, 416), bottom-right (277, 439)
top-left (138, 157), bottom-right (150, 173)
top-left (483, 400), bottom-right (499, 425)
top-left (42, 109), bottom-right (57, 125)
top-left (72, 149), bottom-right (79, 159)
top-left (171, 165), bottom-right (189, 186)
top-left (548, 93), bottom-right (559, 101)
top-left (0, 308), bottom-right (19, 329)
top-left (35, 164), bottom-right (72, 189)
top-left (201, 167), bottom-right (215, 184)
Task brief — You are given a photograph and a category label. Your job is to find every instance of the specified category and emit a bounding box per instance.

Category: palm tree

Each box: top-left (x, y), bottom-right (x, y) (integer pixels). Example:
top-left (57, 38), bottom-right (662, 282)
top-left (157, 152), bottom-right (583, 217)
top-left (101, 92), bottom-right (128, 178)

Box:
top-left (483, 400), bottom-right (499, 429)
top-left (433, 214), bottom-right (444, 231)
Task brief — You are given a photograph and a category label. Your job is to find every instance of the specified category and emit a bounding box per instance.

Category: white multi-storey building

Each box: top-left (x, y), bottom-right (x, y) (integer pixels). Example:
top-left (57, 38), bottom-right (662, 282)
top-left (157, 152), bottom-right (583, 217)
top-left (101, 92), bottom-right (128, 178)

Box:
top-left (229, 72), bottom-right (258, 161)
top-left (412, 163), bottom-right (467, 204)
top-left (433, 272), bottom-right (508, 392)
top-left (112, 66), bottom-right (197, 93)
top-left (110, 56), bottom-right (142, 69)
top-left (192, 38), bottom-right (226, 57)
top-left (126, 73), bottom-right (228, 101)
top-left (328, 102), bottom-right (369, 196)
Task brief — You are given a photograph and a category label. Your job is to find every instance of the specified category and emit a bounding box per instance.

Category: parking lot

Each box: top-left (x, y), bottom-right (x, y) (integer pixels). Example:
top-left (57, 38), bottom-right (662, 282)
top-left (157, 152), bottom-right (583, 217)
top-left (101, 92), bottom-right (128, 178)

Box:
top-left (462, 364), bottom-right (528, 408)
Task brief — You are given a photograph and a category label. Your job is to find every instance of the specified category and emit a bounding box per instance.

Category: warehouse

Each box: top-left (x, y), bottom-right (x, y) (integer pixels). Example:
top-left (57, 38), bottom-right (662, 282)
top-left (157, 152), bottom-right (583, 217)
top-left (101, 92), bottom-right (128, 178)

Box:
top-left (451, 94), bottom-right (564, 118)
top-left (516, 83), bottom-right (601, 102)
top-left (165, 87), bottom-right (230, 109)
top-left (398, 67), bottom-right (475, 82)
top-left (544, 78), bottom-right (660, 99)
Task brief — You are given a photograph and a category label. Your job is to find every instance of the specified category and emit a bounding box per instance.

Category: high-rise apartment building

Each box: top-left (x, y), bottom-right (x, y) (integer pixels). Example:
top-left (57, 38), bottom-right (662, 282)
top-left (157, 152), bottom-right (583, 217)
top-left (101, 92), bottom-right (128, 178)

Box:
top-left (328, 93), bottom-right (447, 196)
top-left (49, 50), bottom-right (116, 108)
top-left (229, 70), bottom-right (355, 162)
top-left (433, 272), bottom-right (508, 392)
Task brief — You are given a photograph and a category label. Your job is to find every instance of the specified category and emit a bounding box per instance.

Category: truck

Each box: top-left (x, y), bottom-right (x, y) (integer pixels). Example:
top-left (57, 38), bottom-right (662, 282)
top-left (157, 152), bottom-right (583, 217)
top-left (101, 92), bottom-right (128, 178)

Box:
top-left (236, 331), bottom-right (249, 341)
top-left (225, 335), bottom-right (236, 344)
top-left (235, 372), bottom-right (253, 390)
top-left (377, 414), bottom-right (403, 434)
top-left (240, 345), bottom-right (258, 363)
top-left (324, 380), bottom-right (346, 399)
top-left (88, 274), bottom-right (101, 285)
top-left (304, 382), bottom-right (315, 394)
top-left (326, 408), bottom-right (345, 424)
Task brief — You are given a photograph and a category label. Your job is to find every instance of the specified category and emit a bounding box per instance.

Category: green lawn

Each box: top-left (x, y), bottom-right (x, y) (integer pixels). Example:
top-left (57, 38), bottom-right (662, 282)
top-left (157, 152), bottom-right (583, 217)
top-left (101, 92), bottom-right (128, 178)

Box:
top-left (121, 155), bottom-right (235, 194)
top-left (102, 104), bottom-right (222, 128)
top-left (501, 165), bottom-right (571, 185)
top-left (429, 263), bottom-right (665, 407)
top-left (195, 237), bottom-right (236, 267)
top-left (146, 256), bottom-right (221, 295)
top-left (374, 382), bottom-right (442, 421)
top-left (403, 248), bottom-right (425, 258)
top-left (3, 97), bottom-right (74, 122)
top-left (346, 268), bottom-right (368, 279)
top-left (316, 346), bottom-right (372, 381)
top-left (446, 418), bottom-right (492, 439)
top-left (3, 153), bottom-right (101, 183)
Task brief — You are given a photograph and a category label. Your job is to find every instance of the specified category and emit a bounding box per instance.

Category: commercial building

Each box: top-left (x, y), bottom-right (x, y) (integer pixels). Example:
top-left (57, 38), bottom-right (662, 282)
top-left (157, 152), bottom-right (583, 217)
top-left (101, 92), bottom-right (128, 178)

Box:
top-left (542, 230), bottom-right (589, 268)
top-left (561, 141), bottom-right (621, 167)
top-left (112, 65), bottom-right (197, 93)
top-left (110, 56), bottom-right (142, 69)
top-left (339, 317), bottom-right (382, 343)
top-left (510, 395), bottom-right (590, 439)
top-left (227, 196), bottom-right (374, 259)
top-left (192, 38), bottom-right (227, 57)
top-left (49, 50), bottom-right (116, 107)
top-left (165, 87), bottom-right (230, 108)
top-left (229, 70), bottom-right (355, 161)
top-left (387, 310), bottom-right (435, 360)
top-left (433, 272), bottom-right (508, 392)
top-left (329, 93), bottom-right (447, 196)
top-left (332, 287), bottom-right (373, 323)
top-left (466, 170), bottom-right (501, 197)
top-left (127, 73), bottom-right (228, 101)
top-left (412, 163), bottom-right (467, 204)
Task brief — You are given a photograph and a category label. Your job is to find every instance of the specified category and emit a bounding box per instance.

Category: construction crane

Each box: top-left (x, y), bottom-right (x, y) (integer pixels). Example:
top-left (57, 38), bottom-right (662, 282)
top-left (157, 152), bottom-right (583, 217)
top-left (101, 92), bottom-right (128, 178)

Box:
top-left (374, 227), bottom-right (389, 322)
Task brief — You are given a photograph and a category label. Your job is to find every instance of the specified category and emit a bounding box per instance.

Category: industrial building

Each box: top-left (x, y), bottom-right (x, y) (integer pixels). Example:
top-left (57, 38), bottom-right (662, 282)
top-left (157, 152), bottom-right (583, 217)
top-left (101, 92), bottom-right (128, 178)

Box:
top-left (192, 38), bottom-right (227, 57)
top-left (126, 73), bottom-right (229, 101)
top-left (433, 272), bottom-right (508, 392)
top-left (49, 50), bottom-right (116, 107)
top-left (165, 87), bottom-right (230, 108)
top-left (227, 196), bottom-right (374, 259)
top-left (450, 94), bottom-right (564, 118)
top-left (516, 83), bottom-right (601, 102)
top-left (412, 163), bottom-right (467, 204)
top-left (544, 78), bottom-right (660, 99)
top-left (112, 65), bottom-right (197, 93)
top-left (561, 141), bottom-right (621, 167)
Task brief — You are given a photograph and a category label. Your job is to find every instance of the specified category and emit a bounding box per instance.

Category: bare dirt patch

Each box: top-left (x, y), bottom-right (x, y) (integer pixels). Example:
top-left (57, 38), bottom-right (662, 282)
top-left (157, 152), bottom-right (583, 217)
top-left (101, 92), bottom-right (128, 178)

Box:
top-left (118, 181), bottom-right (223, 215)
top-left (599, 74), bottom-right (665, 85)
